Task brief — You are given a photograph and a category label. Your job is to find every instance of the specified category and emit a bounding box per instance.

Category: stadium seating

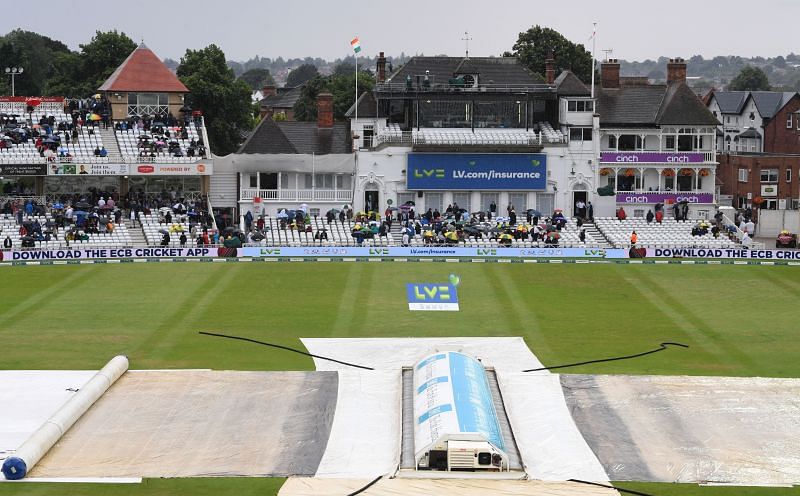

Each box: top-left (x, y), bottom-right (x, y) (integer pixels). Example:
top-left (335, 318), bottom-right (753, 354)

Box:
top-left (372, 122), bottom-right (565, 147)
top-left (115, 123), bottom-right (205, 163)
top-left (594, 217), bottom-right (737, 249)
top-left (0, 117), bottom-right (108, 165)
top-left (0, 212), bottom-right (132, 249)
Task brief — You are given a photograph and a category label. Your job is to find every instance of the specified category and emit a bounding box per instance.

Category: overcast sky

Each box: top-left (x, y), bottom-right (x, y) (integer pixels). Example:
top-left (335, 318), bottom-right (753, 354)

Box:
top-left (2, 0), bottom-right (796, 63)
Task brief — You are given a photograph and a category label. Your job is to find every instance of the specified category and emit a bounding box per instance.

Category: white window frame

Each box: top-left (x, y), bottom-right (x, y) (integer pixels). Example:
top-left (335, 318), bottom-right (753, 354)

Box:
top-left (787, 114), bottom-right (794, 129)
top-left (738, 168), bottom-right (748, 182)
top-left (760, 169), bottom-right (778, 183)
top-left (787, 168), bottom-right (792, 183)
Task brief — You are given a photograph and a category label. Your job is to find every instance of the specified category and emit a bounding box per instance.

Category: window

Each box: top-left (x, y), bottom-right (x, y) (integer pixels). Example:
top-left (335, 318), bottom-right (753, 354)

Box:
top-left (127, 92), bottom-right (170, 117)
top-left (335, 174), bottom-right (351, 190)
top-left (481, 193), bottom-right (499, 212)
top-left (617, 135), bottom-right (641, 151)
top-left (280, 173), bottom-right (289, 189)
top-left (397, 193), bottom-right (415, 207)
top-left (303, 173), bottom-right (313, 189)
top-left (569, 127), bottom-right (592, 141)
top-left (738, 168), bottom-right (749, 182)
top-left (314, 174), bottom-right (334, 189)
top-left (764, 199), bottom-right (778, 210)
top-left (567, 100), bottom-right (593, 112)
top-left (788, 114), bottom-right (794, 129)
top-left (607, 135), bottom-right (617, 149)
top-left (249, 174), bottom-right (257, 188)
top-left (760, 169), bottom-right (778, 182)
top-left (536, 193), bottom-right (554, 216)
top-left (664, 135), bottom-right (676, 150)
top-left (787, 169), bottom-right (792, 183)
top-left (452, 192), bottom-right (471, 212)
top-left (509, 193), bottom-right (527, 211)
top-left (425, 192), bottom-right (443, 212)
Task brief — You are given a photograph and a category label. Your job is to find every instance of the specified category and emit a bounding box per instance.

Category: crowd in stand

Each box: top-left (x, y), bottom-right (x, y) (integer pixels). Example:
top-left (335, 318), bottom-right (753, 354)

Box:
top-left (119, 115), bottom-right (207, 159)
top-left (1, 187), bottom-right (214, 249)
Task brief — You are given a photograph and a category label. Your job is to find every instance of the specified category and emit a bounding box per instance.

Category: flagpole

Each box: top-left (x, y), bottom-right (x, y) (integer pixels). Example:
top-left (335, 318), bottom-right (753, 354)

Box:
top-left (591, 22), bottom-right (597, 99)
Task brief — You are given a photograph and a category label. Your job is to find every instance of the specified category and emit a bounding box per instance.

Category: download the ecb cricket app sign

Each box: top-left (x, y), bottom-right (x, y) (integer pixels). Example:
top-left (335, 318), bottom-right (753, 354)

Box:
top-left (406, 283), bottom-right (460, 311)
top-left (406, 153), bottom-right (547, 190)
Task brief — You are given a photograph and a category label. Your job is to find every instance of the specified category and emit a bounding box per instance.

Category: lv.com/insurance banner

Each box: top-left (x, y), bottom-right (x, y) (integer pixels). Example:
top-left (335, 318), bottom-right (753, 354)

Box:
top-left (239, 247), bottom-right (623, 258)
top-left (1, 247), bottom-right (218, 261)
top-left (406, 153), bottom-right (547, 190)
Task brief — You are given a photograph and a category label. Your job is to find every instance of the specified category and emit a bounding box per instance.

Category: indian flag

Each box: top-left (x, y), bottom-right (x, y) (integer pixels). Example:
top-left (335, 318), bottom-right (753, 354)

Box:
top-left (350, 37), bottom-right (361, 54)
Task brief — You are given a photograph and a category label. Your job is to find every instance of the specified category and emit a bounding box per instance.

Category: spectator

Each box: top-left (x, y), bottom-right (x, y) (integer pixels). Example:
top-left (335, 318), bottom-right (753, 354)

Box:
top-left (179, 232), bottom-right (187, 247)
top-left (745, 219), bottom-right (755, 236)
top-left (655, 210), bottom-right (663, 224)
top-left (99, 147), bottom-right (108, 157)
top-left (630, 231), bottom-right (638, 245)
top-left (646, 210), bottom-right (654, 223)
top-left (160, 232), bottom-right (171, 246)
top-left (3, 235), bottom-right (11, 249)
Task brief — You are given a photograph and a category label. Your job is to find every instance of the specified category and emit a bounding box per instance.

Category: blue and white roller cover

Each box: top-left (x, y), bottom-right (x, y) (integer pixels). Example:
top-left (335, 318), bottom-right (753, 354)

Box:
top-left (413, 351), bottom-right (504, 459)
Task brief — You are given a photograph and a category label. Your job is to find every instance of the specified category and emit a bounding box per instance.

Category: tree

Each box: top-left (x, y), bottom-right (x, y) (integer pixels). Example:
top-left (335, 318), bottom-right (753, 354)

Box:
top-left (292, 71), bottom-right (375, 122)
top-left (47, 30), bottom-right (136, 97)
top-left (286, 63), bottom-right (318, 87)
top-left (728, 66), bottom-right (770, 91)
top-left (238, 68), bottom-right (275, 91)
top-left (177, 44), bottom-right (254, 155)
top-left (0, 30), bottom-right (72, 96)
top-left (507, 26), bottom-right (593, 82)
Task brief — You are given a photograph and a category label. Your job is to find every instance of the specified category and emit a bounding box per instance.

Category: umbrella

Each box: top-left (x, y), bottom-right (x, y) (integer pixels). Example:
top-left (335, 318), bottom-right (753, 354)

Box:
top-left (21, 235), bottom-right (35, 242)
top-left (138, 135), bottom-right (151, 140)
top-left (75, 201), bottom-right (91, 209)
top-left (159, 228), bottom-right (169, 234)
top-left (526, 209), bottom-right (542, 217)
top-left (52, 202), bottom-right (64, 209)
top-left (43, 138), bottom-right (59, 144)
top-left (399, 204), bottom-right (413, 211)
top-left (88, 113), bottom-right (102, 121)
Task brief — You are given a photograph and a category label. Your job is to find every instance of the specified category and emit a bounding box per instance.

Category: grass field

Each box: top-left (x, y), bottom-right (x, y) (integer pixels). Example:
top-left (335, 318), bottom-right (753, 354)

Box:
top-left (2, 261), bottom-right (799, 495)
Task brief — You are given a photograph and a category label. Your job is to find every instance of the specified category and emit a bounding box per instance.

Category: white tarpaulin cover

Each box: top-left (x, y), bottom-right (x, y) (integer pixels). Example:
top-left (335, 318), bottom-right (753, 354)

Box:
top-left (301, 337), bottom-right (608, 482)
top-left (0, 371), bottom-right (95, 460)
top-left (278, 477), bottom-right (619, 495)
top-left (562, 374), bottom-right (800, 485)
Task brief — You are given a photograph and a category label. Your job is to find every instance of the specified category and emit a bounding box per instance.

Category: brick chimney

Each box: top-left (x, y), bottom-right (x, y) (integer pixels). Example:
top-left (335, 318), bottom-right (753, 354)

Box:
top-left (545, 50), bottom-right (555, 85)
top-left (667, 57), bottom-right (687, 84)
top-left (601, 59), bottom-right (620, 89)
top-left (261, 85), bottom-right (277, 98)
top-left (377, 51), bottom-right (387, 83)
top-left (317, 92), bottom-right (334, 128)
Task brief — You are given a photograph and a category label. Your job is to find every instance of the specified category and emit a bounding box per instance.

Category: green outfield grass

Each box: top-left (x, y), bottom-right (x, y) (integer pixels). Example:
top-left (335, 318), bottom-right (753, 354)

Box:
top-left (1, 261), bottom-right (799, 495)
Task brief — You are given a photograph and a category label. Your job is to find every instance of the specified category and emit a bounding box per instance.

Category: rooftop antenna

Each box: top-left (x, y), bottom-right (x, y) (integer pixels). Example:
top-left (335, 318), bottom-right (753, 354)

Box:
top-left (462, 31), bottom-right (473, 59)
top-left (602, 48), bottom-right (614, 61)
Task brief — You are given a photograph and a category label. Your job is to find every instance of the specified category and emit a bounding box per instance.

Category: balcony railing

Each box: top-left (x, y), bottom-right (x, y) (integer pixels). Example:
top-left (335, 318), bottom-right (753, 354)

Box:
top-left (372, 129), bottom-right (566, 148)
top-left (240, 189), bottom-right (352, 203)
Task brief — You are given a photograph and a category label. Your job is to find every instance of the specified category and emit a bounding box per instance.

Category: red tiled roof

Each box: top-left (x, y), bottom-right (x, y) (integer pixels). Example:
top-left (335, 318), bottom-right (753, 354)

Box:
top-left (98, 43), bottom-right (189, 93)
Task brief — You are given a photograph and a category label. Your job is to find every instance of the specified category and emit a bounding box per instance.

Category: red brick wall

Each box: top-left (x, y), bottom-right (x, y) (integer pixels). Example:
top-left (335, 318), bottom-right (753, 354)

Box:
top-left (718, 154), bottom-right (800, 208)
top-left (763, 95), bottom-right (800, 154)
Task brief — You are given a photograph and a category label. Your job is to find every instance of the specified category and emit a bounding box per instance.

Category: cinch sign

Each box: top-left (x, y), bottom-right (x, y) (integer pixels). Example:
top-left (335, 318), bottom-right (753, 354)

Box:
top-left (407, 153), bottom-right (547, 190)
top-left (406, 283), bottom-right (459, 311)
top-left (601, 152), bottom-right (705, 163)
top-left (616, 192), bottom-right (714, 204)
